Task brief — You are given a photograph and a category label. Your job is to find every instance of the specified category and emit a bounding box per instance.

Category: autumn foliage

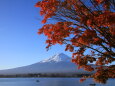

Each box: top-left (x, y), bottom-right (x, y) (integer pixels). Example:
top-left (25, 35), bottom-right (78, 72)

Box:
top-left (35, 0), bottom-right (115, 83)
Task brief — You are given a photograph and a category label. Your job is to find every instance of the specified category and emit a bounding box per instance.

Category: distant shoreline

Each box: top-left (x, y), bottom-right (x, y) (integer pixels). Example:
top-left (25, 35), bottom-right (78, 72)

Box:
top-left (0, 73), bottom-right (92, 78)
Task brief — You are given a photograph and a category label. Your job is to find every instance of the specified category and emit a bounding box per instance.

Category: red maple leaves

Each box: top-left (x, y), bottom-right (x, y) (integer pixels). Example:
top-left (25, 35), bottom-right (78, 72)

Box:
top-left (35, 0), bottom-right (115, 83)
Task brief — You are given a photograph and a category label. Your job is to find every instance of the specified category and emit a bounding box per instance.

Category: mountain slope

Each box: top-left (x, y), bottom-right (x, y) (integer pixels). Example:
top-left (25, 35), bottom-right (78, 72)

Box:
top-left (40, 53), bottom-right (71, 63)
top-left (0, 53), bottom-right (92, 75)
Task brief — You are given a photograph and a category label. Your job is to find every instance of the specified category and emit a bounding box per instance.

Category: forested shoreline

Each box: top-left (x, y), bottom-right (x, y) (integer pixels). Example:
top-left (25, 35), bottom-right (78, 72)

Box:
top-left (0, 73), bottom-right (92, 78)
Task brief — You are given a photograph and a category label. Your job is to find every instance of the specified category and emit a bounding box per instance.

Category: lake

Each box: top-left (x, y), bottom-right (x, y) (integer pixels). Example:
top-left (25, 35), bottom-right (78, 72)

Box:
top-left (0, 78), bottom-right (114, 86)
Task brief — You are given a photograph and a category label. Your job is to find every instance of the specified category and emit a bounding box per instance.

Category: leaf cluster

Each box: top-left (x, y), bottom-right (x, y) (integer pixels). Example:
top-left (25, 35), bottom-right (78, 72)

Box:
top-left (35, 0), bottom-right (115, 83)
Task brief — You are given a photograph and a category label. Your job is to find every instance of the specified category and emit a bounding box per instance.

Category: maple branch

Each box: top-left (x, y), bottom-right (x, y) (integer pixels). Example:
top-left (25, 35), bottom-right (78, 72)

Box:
top-left (79, 0), bottom-right (95, 16)
top-left (64, 38), bottom-right (105, 55)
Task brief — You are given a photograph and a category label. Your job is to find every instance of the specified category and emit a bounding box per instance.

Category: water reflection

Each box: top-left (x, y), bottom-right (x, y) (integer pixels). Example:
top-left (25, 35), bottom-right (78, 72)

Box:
top-left (0, 78), bottom-right (114, 86)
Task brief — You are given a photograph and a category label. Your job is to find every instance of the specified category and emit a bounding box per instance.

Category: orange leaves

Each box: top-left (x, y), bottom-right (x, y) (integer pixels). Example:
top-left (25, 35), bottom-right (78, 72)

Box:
top-left (108, 65), bottom-right (115, 78)
top-left (38, 22), bottom-right (74, 46)
top-left (35, 1), bottom-right (41, 7)
top-left (95, 11), bottom-right (115, 27)
top-left (84, 29), bottom-right (96, 36)
top-left (110, 25), bottom-right (115, 36)
top-left (35, 0), bottom-right (59, 23)
top-left (71, 58), bottom-right (77, 63)
top-left (38, 28), bottom-right (44, 35)
top-left (65, 44), bottom-right (74, 52)
top-left (42, 19), bottom-right (47, 24)
top-left (75, 29), bottom-right (99, 45)
top-left (93, 66), bottom-right (115, 83)
top-left (80, 78), bottom-right (86, 82)
top-left (94, 0), bottom-right (104, 4)
top-left (93, 70), bottom-right (108, 84)
top-left (46, 39), bottom-right (51, 44)
top-left (93, 37), bottom-right (103, 45)
top-left (88, 11), bottom-right (115, 27)
top-left (72, 55), bottom-right (94, 71)
top-left (96, 57), bottom-right (105, 66)
top-left (36, 0), bottom-right (115, 84)
top-left (72, 55), bottom-right (88, 66)
top-left (86, 56), bottom-right (96, 63)
top-left (93, 0), bottom-right (111, 10)
top-left (84, 65), bottom-right (94, 72)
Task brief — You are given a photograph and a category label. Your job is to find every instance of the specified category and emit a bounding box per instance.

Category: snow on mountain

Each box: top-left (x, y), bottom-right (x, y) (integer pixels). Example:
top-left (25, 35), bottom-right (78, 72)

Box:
top-left (40, 53), bottom-right (71, 63)
top-left (0, 53), bottom-right (93, 75)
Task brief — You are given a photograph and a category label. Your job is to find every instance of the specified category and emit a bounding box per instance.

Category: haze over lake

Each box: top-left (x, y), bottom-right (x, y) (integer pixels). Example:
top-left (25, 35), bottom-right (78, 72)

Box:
top-left (0, 78), bottom-right (114, 86)
top-left (0, 53), bottom-right (114, 86)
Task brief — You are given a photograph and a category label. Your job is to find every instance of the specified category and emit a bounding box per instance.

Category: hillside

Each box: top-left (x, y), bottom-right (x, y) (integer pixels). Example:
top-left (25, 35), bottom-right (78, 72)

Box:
top-left (0, 53), bottom-right (93, 75)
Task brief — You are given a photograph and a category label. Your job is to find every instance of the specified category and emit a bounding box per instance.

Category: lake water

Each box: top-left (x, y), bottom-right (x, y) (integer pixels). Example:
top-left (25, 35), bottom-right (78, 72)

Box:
top-left (0, 78), bottom-right (114, 86)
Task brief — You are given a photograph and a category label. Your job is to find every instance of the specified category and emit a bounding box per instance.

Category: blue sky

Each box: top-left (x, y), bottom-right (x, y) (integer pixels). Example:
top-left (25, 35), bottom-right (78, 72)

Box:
top-left (0, 0), bottom-right (72, 70)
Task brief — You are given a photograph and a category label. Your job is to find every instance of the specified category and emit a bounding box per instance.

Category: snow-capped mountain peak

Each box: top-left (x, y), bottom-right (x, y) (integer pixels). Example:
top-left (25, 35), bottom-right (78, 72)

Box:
top-left (0, 53), bottom-right (93, 75)
top-left (41, 53), bottom-right (71, 63)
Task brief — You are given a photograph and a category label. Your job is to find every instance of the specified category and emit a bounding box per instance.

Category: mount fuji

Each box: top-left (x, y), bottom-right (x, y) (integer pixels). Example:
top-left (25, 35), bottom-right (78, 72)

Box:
top-left (0, 53), bottom-right (92, 75)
